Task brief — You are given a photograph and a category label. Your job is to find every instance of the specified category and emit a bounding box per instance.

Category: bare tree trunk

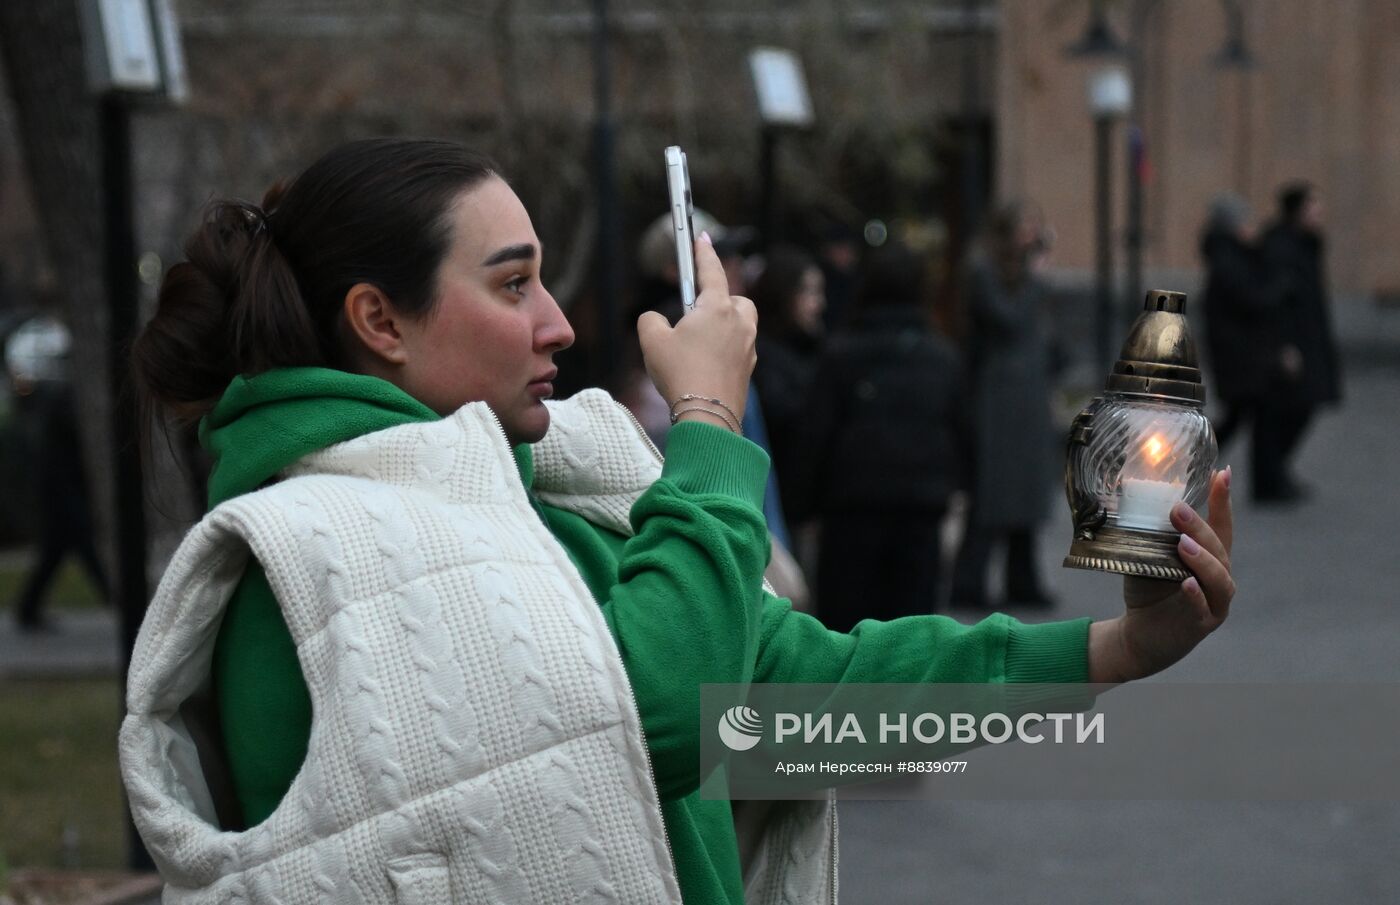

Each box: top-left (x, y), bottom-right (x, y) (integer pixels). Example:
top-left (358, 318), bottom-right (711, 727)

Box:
top-left (0, 3), bottom-right (115, 580)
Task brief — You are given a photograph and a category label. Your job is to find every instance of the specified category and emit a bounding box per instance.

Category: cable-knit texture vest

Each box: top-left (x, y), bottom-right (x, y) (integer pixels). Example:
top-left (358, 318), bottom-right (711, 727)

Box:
top-left (120, 389), bottom-right (835, 904)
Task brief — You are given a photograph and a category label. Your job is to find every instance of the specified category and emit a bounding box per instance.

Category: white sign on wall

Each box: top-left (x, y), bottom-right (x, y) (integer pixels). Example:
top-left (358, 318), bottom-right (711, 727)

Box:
top-left (749, 47), bottom-right (815, 128)
top-left (80, 0), bottom-right (187, 101)
top-left (102, 0), bottom-right (160, 90)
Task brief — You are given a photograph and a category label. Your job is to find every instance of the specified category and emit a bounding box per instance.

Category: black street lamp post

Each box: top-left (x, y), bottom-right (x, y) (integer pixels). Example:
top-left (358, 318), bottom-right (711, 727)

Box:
top-left (1087, 66), bottom-right (1132, 373)
top-left (1066, 0), bottom-right (1255, 372)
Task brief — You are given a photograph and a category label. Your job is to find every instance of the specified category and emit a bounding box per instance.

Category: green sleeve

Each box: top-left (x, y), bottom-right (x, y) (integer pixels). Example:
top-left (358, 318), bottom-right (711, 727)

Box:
top-left (753, 595), bottom-right (1092, 685)
top-left (599, 422), bottom-right (772, 801)
top-left (211, 560), bottom-right (311, 827)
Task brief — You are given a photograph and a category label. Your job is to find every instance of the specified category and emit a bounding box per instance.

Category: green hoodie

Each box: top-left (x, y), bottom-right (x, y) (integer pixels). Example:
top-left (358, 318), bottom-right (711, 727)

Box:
top-left (206, 368), bottom-right (1091, 904)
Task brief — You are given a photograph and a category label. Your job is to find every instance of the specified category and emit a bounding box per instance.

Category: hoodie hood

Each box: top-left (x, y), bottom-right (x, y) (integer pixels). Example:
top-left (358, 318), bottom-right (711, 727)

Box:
top-left (200, 367), bottom-right (475, 508)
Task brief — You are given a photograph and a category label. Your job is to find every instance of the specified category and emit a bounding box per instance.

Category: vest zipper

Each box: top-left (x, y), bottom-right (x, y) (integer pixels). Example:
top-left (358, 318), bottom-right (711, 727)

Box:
top-left (612, 399), bottom-right (665, 464)
top-left (484, 403), bottom-right (682, 897)
top-left (606, 399), bottom-right (692, 891)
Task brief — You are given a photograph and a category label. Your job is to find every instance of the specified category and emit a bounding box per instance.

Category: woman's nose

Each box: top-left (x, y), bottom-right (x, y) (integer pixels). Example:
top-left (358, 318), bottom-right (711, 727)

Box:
top-left (537, 290), bottom-right (575, 352)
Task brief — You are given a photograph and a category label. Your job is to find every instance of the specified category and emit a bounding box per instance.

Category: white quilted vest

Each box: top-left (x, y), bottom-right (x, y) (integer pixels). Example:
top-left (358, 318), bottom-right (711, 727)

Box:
top-left (120, 389), bottom-right (836, 904)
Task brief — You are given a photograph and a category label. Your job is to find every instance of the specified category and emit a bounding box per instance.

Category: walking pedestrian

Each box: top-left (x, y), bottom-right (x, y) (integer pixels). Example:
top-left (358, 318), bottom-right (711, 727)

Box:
top-left (1198, 194), bottom-right (1289, 499)
top-left (1256, 181), bottom-right (1344, 502)
top-left (4, 317), bottom-right (108, 631)
top-left (950, 202), bottom-right (1060, 610)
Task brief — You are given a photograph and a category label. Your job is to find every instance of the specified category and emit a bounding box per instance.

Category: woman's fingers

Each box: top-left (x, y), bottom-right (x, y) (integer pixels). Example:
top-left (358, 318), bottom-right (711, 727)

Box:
top-left (636, 309), bottom-right (671, 345)
top-left (1169, 478), bottom-right (1231, 573)
top-left (692, 232), bottom-right (729, 305)
top-left (1206, 466), bottom-right (1234, 554)
top-left (1176, 538), bottom-right (1233, 622)
top-left (1170, 469), bottom-right (1235, 623)
top-left (1174, 523), bottom-right (1234, 622)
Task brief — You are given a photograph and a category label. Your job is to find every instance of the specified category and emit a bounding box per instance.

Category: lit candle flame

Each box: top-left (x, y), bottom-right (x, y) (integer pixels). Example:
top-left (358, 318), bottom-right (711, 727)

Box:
top-left (1142, 434), bottom-right (1170, 467)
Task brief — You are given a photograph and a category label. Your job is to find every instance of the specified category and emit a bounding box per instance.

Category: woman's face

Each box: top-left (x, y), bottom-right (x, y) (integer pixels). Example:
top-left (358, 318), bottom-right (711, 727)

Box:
top-left (791, 266), bottom-right (827, 335)
top-left (395, 177), bottom-right (575, 443)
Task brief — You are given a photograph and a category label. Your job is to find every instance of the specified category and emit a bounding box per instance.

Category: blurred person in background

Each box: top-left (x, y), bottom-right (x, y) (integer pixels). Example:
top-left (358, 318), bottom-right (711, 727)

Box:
top-left (794, 241), bottom-right (968, 632)
top-left (814, 219), bottom-right (861, 333)
top-left (625, 210), bottom-right (802, 582)
top-left (624, 209), bottom-right (755, 445)
top-left (748, 243), bottom-right (826, 519)
top-left (950, 201), bottom-right (1059, 610)
top-left (121, 138), bottom-right (1236, 905)
top-left (1199, 194), bottom-right (1290, 500)
top-left (4, 315), bottom-right (108, 632)
top-left (1256, 181), bottom-right (1343, 503)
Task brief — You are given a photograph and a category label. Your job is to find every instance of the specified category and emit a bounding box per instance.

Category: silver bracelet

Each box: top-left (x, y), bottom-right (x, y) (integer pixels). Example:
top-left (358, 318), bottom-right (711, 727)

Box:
top-left (669, 403), bottom-right (741, 434)
top-left (669, 394), bottom-right (742, 433)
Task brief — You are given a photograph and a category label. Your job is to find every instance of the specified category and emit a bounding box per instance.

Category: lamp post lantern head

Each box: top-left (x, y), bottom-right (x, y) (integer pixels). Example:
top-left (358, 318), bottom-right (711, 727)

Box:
top-left (1088, 64), bottom-right (1133, 119)
top-left (1064, 1), bottom-right (1129, 59)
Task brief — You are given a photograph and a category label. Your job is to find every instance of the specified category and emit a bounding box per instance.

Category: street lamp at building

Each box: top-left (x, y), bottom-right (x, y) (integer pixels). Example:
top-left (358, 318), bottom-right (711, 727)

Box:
top-left (1087, 63), bottom-right (1131, 374)
top-left (1065, 0), bottom-right (1257, 354)
top-left (1063, 0), bottom-right (1128, 58)
top-left (1064, 290), bottom-right (1218, 580)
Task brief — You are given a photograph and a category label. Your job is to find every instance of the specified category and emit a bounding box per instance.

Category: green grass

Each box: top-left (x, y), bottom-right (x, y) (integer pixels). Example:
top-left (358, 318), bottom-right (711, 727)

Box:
top-left (0, 679), bottom-right (126, 869)
top-left (0, 556), bottom-right (105, 611)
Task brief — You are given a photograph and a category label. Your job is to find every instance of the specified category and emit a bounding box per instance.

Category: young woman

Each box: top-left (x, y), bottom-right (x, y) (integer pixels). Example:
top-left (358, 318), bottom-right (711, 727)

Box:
top-left (951, 201), bottom-right (1063, 610)
top-left (748, 243), bottom-right (826, 519)
top-left (121, 139), bottom-right (1235, 904)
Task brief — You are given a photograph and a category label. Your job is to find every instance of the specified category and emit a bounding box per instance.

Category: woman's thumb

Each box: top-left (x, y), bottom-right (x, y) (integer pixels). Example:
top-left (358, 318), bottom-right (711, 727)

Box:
top-left (636, 310), bottom-right (670, 347)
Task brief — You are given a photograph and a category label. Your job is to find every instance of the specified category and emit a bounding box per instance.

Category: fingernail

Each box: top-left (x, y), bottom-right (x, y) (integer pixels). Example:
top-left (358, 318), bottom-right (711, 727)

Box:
top-left (1180, 533), bottom-right (1202, 557)
top-left (699, 230), bottom-right (713, 245)
top-left (1223, 465), bottom-right (1232, 491)
top-left (1183, 576), bottom-right (1202, 597)
top-left (1172, 501), bottom-right (1194, 523)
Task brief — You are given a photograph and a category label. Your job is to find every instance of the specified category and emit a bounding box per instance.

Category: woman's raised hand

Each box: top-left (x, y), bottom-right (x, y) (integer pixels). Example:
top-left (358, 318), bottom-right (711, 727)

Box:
top-left (1088, 467), bottom-right (1236, 683)
top-left (637, 233), bottom-right (757, 429)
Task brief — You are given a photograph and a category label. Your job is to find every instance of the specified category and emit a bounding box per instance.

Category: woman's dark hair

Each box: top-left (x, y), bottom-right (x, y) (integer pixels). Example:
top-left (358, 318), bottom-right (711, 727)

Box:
top-left (857, 240), bottom-right (926, 310)
top-left (1278, 180), bottom-right (1314, 221)
top-left (750, 244), bottom-right (817, 338)
top-left (132, 138), bottom-right (499, 423)
top-left (981, 199), bottom-right (1035, 288)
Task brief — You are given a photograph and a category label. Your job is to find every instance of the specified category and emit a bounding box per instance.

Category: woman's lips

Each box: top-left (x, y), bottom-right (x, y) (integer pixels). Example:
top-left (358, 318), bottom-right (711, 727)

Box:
top-left (526, 369), bottom-right (554, 397)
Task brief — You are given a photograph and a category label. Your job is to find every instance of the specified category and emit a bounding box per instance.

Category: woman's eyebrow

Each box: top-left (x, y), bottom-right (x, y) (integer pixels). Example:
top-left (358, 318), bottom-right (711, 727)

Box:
top-left (480, 243), bottom-right (537, 267)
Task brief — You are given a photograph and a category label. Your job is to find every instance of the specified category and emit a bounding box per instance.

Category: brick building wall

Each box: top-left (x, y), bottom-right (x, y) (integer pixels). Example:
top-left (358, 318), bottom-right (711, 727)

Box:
top-left (998, 0), bottom-right (1400, 299)
top-left (9, 0), bottom-right (1394, 310)
top-left (1, 1), bottom-right (996, 316)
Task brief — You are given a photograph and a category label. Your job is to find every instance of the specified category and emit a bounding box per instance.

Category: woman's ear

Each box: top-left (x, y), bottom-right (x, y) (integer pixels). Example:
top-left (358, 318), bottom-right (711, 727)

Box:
top-left (342, 282), bottom-right (408, 365)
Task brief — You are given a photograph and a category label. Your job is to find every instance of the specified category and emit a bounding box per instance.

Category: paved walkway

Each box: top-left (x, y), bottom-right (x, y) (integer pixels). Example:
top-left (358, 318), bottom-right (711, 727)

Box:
top-left (837, 361), bottom-right (1400, 904)
top-left (0, 609), bottom-right (119, 680)
top-left (2, 302), bottom-right (1396, 902)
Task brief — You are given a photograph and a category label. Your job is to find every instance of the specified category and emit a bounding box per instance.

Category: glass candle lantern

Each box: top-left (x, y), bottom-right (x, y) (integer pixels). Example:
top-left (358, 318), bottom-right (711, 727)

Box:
top-left (1064, 290), bottom-right (1218, 581)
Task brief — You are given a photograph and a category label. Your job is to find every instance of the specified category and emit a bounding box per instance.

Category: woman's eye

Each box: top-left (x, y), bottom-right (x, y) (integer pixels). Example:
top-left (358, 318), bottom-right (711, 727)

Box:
top-left (504, 276), bottom-right (528, 296)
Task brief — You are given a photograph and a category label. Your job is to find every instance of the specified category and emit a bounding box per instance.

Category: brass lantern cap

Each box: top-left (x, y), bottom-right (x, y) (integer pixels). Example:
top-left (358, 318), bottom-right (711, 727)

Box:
top-left (1105, 290), bottom-right (1206, 404)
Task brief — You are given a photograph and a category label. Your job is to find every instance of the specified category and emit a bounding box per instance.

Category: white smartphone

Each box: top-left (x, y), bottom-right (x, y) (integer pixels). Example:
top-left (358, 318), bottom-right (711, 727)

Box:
top-left (664, 145), bottom-right (698, 313)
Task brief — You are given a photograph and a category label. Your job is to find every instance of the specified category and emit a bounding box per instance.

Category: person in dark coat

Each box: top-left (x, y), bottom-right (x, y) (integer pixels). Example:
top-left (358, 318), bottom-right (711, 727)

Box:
top-left (793, 241), bottom-right (969, 632)
top-left (949, 202), bottom-right (1059, 610)
top-left (749, 244), bottom-right (826, 519)
top-left (8, 379), bottom-right (109, 631)
top-left (1199, 194), bottom-right (1289, 499)
top-left (1256, 181), bottom-right (1343, 502)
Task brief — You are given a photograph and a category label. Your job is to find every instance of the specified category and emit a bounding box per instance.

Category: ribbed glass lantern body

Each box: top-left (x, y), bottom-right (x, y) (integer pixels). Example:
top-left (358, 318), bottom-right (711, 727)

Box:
top-left (1069, 393), bottom-right (1217, 532)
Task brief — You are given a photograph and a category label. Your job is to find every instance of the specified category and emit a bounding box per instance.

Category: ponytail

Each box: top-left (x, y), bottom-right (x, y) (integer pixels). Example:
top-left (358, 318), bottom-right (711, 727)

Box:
top-left (131, 138), bottom-right (498, 425)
